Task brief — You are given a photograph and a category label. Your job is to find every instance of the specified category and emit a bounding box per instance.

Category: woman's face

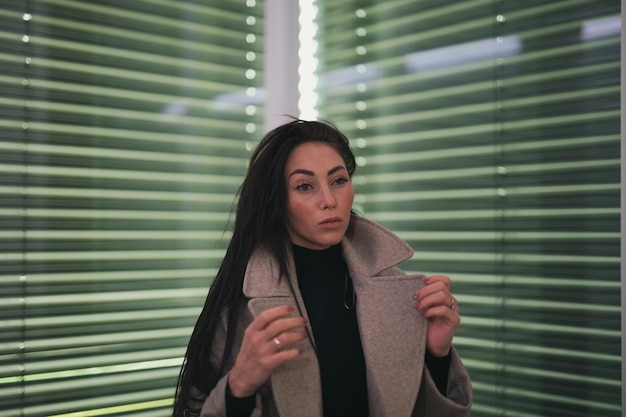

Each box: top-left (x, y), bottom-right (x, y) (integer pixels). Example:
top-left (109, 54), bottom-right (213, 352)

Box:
top-left (284, 141), bottom-right (354, 250)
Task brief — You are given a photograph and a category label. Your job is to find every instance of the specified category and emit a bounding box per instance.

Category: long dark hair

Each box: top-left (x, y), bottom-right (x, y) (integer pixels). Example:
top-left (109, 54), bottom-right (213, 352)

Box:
top-left (172, 119), bottom-right (356, 416)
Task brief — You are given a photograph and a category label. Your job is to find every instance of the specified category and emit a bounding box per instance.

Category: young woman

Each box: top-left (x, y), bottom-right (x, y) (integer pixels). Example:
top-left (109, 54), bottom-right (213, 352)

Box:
top-left (172, 119), bottom-right (472, 417)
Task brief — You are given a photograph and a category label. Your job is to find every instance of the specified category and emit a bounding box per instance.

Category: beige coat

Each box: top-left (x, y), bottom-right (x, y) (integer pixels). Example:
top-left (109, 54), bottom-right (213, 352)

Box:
top-left (198, 216), bottom-right (472, 417)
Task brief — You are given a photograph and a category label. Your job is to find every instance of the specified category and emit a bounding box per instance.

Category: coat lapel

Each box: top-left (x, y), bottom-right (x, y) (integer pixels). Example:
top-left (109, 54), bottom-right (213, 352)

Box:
top-left (353, 273), bottom-right (427, 417)
top-left (343, 216), bottom-right (428, 417)
top-left (243, 247), bottom-right (324, 417)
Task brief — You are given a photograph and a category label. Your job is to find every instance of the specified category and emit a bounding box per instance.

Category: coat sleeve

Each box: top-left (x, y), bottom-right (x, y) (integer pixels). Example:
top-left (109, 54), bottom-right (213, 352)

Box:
top-left (196, 374), bottom-right (229, 417)
top-left (413, 347), bottom-right (472, 417)
top-left (190, 308), bottom-right (267, 417)
top-left (198, 373), bottom-right (267, 417)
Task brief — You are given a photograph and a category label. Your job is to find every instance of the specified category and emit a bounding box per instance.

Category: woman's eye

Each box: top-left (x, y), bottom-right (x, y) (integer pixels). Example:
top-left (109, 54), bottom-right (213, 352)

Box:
top-left (333, 177), bottom-right (349, 185)
top-left (296, 183), bottom-right (312, 191)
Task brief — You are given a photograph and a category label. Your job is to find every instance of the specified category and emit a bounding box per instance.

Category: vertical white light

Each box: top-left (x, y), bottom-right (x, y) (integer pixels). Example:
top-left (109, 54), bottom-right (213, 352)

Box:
top-left (298, 0), bottom-right (319, 120)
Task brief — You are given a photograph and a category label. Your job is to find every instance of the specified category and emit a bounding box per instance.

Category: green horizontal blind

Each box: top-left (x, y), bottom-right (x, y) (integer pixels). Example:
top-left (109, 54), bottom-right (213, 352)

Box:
top-left (312, 0), bottom-right (621, 416)
top-left (0, 1), bottom-right (264, 416)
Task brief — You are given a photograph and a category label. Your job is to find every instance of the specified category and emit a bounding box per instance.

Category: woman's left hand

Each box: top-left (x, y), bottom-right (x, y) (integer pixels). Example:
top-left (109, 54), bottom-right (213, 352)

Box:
top-left (413, 274), bottom-right (460, 357)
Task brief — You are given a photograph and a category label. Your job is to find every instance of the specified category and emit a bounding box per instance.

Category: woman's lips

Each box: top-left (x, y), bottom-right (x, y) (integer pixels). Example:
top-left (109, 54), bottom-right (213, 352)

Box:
top-left (319, 217), bottom-right (342, 228)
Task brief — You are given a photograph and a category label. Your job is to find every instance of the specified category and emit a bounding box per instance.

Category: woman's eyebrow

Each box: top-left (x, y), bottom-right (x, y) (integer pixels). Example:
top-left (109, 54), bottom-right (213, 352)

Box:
top-left (327, 165), bottom-right (346, 175)
top-left (288, 168), bottom-right (314, 178)
top-left (288, 165), bottom-right (346, 178)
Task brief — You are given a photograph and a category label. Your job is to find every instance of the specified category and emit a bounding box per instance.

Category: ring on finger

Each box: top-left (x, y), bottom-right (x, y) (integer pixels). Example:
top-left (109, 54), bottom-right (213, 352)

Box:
top-left (273, 337), bottom-right (282, 350)
top-left (448, 297), bottom-right (456, 309)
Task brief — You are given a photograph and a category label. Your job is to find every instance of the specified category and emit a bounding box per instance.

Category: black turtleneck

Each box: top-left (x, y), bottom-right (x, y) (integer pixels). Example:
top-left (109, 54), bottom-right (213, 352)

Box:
top-left (292, 243), bottom-right (370, 417)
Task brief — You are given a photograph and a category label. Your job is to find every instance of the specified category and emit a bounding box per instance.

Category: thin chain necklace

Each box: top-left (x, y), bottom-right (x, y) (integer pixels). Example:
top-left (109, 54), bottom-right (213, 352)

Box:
top-left (343, 272), bottom-right (356, 310)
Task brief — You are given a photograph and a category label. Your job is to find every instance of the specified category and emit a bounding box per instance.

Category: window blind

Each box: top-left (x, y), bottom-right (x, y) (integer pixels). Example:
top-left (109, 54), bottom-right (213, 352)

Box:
top-left (311, 1), bottom-right (621, 416)
top-left (0, 1), bottom-right (264, 416)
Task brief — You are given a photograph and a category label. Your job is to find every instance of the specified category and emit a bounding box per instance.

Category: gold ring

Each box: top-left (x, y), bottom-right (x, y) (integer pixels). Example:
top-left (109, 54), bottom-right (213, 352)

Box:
top-left (273, 337), bottom-right (281, 349)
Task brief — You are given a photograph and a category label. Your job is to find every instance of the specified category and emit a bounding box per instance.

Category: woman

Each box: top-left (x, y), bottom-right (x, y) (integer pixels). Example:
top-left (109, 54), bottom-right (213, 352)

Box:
top-left (173, 119), bottom-right (472, 417)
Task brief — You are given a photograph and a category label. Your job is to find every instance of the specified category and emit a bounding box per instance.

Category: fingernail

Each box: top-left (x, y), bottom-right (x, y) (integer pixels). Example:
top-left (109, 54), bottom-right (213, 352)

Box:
top-left (422, 277), bottom-right (429, 284)
top-left (287, 305), bottom-right (295, 312)
top-left (413, 293), bottom-right (418, 300)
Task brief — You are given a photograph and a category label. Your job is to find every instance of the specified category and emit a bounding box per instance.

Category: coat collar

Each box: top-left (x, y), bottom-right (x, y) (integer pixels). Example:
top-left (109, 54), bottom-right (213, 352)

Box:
top-left (242, 216), bottom-right (425, 417)
top-left (242, 215), bottom-right (414, 298)
top-left (341, 215), bottom-right (414, 278)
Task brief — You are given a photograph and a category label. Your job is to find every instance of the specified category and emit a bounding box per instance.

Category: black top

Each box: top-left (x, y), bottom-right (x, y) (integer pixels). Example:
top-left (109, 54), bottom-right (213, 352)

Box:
top-left (225, 243), bottom-right (450, 417)
top-left (293, 243), bottom-right (370, 417)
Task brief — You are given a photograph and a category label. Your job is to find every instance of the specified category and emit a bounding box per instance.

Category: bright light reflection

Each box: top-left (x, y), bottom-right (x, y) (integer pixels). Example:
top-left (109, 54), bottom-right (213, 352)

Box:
top-left (580, 15), bottom-right (621, 41)
top-left (405, 36), bottom-right (522, 73)
top-left (298, 0), bottom-right (318, 120)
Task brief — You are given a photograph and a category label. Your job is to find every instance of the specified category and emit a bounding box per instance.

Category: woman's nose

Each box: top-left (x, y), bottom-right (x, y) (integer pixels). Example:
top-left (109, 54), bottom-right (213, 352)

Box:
top-left (320, 186), bottom-right (337, 209)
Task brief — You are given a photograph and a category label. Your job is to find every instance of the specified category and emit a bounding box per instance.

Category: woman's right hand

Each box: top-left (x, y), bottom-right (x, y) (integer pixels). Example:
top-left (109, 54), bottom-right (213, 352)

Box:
top-left (228, 305), bottom-right (308, 398)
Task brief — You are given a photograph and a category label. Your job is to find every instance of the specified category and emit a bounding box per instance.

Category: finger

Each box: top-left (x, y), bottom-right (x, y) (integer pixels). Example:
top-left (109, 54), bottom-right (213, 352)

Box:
top-left (414, 275), bottom-right (451, 300)
top-left (422, 275), bottom-right (451, 293)
top-left (424, 274), bottom-right (451, 287)
top-left (420, 304), bottom-right (461, 324)
top-left (415, 290), bottom-right (462, 317)
top-left (262, 338), bottom-right (305, 370)
top-left (266, 316), bottom-right (308, 339)
top-left (270, 346), bottom-right (303, 365)
top-left (447, 296), bottom-right (459, 311)
top-left (272, 328), bottom-right (308, 351)
top-left (244, 313), bottom-right (307, 357)
top-left (247, 305), bottom-right (295, 331)
top-left (414, 287), bottom-right (451, 310)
